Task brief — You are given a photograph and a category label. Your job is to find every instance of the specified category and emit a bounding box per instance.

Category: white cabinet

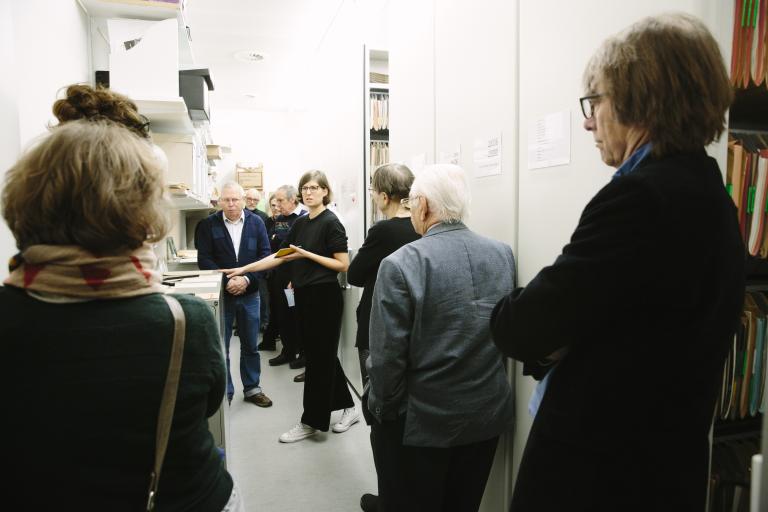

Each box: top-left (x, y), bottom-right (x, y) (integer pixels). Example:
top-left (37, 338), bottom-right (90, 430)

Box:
top-left (162, 270), bottom-right (230, 467)
top-left (80, 0), bottom-right (194, 68)
top-left (153, 131), bottom-right (211, 210)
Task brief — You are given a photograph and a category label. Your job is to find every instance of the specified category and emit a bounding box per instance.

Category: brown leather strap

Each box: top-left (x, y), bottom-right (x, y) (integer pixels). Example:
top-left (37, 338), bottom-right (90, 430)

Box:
top-left (753, 0), bottom-right (767, 85)
top-left (147, 294), bottom-right (186, 511)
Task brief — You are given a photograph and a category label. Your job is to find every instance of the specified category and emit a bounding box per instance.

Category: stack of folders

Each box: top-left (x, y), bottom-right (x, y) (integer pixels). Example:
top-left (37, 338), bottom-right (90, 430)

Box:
top-left (370, 93), bottom-right (389, 131)
top-left (370, 141), bottom-right (389, 168)
top-left (726, 135), bottom-right (768, 256)
top-left (718, 292), bottom-right (768, 421)
top-left (730, 0), bottom-right (768, 89)
top-left (370, 72), bottom-right (389, 84)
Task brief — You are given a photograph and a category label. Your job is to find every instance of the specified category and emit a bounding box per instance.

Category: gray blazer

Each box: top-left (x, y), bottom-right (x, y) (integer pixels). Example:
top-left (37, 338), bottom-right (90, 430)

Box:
top-left (367, 222), bottom-right (516, 447)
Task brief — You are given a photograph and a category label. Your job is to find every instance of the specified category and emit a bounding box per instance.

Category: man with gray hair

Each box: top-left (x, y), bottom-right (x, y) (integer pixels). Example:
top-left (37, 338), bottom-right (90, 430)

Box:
top-left (196, 181), bottom-right (273, 407)
top-left (366, 164), bottom-right (515, 511)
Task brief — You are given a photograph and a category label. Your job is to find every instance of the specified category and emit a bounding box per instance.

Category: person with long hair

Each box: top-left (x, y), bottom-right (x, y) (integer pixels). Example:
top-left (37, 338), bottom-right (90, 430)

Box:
top-left (224, 170), bottom-right (358, 442)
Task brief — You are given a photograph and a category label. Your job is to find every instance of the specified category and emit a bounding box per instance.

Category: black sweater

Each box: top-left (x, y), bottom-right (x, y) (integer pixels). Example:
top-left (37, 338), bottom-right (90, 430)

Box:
top-left (348, 216), bottom-right (420, 349)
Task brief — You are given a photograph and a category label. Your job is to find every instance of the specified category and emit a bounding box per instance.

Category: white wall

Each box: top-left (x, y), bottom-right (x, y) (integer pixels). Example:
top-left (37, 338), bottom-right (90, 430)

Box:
top-left (388, 0), bottom-right (435, 167)
top-left (208, 108), bottom-right (309, 195)
top-left (0, 0), bottom-right (90, 275)
top-left (14, 0), bottom-right (91, 148)
top-left (0, 0), bottom-right (20, 271)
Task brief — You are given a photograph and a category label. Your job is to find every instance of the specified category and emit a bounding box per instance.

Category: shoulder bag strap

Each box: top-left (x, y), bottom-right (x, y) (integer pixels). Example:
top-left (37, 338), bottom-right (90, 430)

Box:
top-left (147, 294), bottom-right (186, 511)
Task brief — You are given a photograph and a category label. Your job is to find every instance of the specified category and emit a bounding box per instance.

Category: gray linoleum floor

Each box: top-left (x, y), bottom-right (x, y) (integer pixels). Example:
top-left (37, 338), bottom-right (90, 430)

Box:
top-left (226, 336), bottom-right (377, 512)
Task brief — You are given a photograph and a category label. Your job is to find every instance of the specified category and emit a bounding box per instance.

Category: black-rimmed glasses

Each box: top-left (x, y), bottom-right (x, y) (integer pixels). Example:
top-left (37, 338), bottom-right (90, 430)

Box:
top-left (579, 94), bottom-right (603, 119)
top-left (400, 196), bottom-right (421, 210)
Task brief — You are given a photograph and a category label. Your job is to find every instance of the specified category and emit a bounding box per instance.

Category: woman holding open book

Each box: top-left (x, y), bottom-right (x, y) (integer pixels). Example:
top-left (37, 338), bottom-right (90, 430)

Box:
top-left (224, 170), bottom-right (358, 443)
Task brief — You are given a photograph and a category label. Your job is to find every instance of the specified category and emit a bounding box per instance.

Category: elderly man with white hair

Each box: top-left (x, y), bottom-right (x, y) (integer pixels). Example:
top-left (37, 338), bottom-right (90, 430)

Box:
top-left (366, 164), bottom-right (515, 512)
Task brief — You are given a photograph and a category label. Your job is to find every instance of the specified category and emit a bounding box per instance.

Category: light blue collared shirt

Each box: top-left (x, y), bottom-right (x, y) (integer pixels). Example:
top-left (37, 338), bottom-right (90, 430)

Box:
top-left (612, 142), bottom-right (653, 180)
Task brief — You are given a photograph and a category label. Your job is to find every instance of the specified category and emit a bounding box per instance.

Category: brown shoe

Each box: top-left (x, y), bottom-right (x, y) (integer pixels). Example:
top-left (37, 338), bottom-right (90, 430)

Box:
top-left (244, 392), bottom-right (273, 407)
top-left (293, 372), bottom-right (305, 383)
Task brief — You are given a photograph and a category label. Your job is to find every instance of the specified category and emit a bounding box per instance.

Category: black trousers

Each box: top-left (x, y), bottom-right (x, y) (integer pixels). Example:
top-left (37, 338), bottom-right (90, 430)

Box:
top-left (376, 414), bottom-right (499, 512)
top-left (258, 276), bottom-right (270, 328)
top-left (261, 273), bottom-right (279, 344)
top-left (266, 269), bottom-right (302, 357)
top-left (295, 282), bottom-right (354, 430)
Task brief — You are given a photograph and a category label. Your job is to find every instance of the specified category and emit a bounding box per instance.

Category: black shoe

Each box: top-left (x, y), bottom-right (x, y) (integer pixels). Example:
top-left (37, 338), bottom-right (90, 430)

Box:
top-left (293, 371), bottom-right (305, 382)
top-left (258, 341), bottom-right (276, 351)
top-left (269, 353), bottom-right (293, 366)
top-left (288, 355), bottom-right (306, 369)
top-left (360, 493), bottom-right (379, 512)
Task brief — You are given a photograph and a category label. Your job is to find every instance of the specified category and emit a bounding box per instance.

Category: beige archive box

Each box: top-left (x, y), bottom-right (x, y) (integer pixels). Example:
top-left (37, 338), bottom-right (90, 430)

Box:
top-left (236, 163), bottom-right (263, 190)
top-left (154, 132), bottom-right (195, 189)
top-left (237, 171), bottom-right (263, 189)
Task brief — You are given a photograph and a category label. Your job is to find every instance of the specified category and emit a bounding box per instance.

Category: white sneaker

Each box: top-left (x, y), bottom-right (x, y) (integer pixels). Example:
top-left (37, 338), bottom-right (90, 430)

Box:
top-left (279, 422), bottom-right (317, 443)
top-left (332, 407), bottom-right (361, 433)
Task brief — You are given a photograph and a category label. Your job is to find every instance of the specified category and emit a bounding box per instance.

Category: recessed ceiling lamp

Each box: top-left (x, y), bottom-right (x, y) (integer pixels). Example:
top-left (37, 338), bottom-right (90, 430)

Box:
top-left (234, 50), bottom-right (266, 63)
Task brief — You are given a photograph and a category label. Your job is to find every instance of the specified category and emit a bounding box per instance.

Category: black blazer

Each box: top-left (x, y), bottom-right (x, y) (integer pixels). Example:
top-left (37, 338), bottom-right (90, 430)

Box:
top-left (195, 209), bottom-right (271, 295)
top-left (491, 150), bottom-right (745, 511)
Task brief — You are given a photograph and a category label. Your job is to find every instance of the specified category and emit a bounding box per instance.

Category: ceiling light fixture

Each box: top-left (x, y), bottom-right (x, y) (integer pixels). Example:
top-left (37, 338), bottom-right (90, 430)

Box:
top-left (234, 50), bottom-right (266, 63)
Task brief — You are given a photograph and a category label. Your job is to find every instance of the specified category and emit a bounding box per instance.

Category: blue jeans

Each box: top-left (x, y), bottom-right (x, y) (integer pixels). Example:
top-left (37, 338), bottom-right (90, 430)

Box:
top-left (223, 292), bottom-right (262, 399)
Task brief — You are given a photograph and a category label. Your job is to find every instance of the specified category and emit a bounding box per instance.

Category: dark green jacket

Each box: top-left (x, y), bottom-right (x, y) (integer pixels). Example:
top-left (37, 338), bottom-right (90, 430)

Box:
top-left (1, 287), bottom-right (233, 511)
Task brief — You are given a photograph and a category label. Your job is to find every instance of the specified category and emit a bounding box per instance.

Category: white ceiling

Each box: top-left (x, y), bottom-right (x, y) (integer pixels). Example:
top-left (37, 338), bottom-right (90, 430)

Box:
top-left (185, 0), bottom-right (346, 111)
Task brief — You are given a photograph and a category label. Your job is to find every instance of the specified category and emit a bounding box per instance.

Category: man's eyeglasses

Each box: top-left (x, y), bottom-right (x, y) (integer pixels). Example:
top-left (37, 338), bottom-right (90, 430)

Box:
top-left (579, 94), bottom-right (603, 120)
top-left (400, 196), bottom-right (421, 210)
top-left (301, 185), bottom-right (322, 193)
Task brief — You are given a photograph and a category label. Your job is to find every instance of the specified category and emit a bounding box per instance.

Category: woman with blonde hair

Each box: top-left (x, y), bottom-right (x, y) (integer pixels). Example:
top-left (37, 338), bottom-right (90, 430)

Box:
top-left (1, 120), bottom-right (239, 510)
